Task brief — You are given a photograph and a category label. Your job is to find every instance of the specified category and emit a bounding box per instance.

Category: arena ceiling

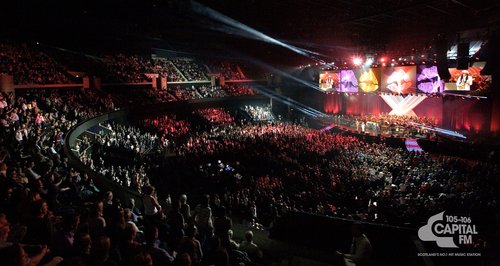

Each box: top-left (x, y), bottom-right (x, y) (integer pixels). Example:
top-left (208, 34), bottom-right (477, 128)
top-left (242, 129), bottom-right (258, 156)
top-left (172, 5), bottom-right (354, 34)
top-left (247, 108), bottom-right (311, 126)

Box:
top-left (2, 0), bottom-right (499, 64)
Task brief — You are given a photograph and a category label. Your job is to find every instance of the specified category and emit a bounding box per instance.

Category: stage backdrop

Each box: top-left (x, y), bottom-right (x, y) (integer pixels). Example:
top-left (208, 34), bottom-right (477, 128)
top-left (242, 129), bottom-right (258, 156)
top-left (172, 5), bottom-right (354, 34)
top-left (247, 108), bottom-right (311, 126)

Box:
top-left (324, 94), bottom-right (491, 133)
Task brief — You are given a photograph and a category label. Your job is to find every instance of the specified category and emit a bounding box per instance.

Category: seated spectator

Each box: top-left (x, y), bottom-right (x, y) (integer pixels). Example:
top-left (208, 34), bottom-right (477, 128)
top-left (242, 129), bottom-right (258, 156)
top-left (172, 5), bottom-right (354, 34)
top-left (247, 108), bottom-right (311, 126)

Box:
top-left (336, 223), bottom-right (372, 266)
top-left (0, 243), bottom-right (53, 266)
top-left (228, 230), bottom-right (239, 250)
top-left (89, 236), bottom-right (118, 266)
top-left (238, 230), bottom-right (263, 261)
top-left (120, 223), bottom-right (143, 263)
top-left (129, 251), bottom-right (153, 266)
top-left (52, 212), bottom-right (80, 258)
top-left (176, 225), bottom-right (202, 265)
top-left (144, 226), bottom-right (174, 266)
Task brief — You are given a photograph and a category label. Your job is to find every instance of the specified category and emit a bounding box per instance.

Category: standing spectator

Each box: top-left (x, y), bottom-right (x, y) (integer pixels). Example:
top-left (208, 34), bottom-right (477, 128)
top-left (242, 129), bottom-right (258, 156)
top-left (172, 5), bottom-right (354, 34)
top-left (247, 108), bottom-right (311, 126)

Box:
top-left (192, 195), bottom-right (213, 246)
top-left (179, 194), bottom-right (190, 223)
top-left (142, 185), bottom-right (162, 227)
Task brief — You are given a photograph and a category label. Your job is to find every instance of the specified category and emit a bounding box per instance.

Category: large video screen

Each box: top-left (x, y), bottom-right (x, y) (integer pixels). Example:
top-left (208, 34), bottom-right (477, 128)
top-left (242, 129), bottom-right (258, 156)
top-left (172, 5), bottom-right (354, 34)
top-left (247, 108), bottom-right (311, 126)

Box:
top-left (381, 66), bottom-right (416, 94)
top-left (355, 68), bottom-right (381, 93)
top-left (446, 62), bottom-right (491, 91)
top-left (337, 70), bottom-right (358, 92)
top-left (319, 71), bottom-right (339, 91)
top-left (319, 63), bottom-right (490, 94)
top-left (416, 65), bottom-right (444, 93)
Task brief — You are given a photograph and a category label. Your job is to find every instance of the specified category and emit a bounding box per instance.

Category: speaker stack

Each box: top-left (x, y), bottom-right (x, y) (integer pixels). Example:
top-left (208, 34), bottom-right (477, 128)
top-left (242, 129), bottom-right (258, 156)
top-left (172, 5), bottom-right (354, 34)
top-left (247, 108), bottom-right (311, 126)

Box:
top-left (435, 35), bottom-right (451, 80)
top-left (457, 42), bottom-right (470, 70)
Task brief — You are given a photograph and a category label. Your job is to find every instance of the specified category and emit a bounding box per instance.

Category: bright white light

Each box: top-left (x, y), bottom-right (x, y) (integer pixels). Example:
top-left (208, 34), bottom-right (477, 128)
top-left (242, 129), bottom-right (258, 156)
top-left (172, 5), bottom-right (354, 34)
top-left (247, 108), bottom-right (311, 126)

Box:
top-left (364, 58), bottom-right (374, 66)
top-left (353, 57), bottom-right (362, 66)
top-left (381, 94), bottom-right (427, 116)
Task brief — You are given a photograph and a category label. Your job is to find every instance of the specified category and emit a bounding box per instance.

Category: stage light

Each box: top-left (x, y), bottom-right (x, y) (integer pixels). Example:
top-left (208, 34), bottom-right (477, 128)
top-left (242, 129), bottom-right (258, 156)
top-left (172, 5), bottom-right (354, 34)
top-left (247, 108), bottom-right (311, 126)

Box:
top-left (364, 58), bottom-right (374, 67)
top-left (380, 57), bottom-right (386, 62)
top-left (352, 57), bottom-right (363, 66)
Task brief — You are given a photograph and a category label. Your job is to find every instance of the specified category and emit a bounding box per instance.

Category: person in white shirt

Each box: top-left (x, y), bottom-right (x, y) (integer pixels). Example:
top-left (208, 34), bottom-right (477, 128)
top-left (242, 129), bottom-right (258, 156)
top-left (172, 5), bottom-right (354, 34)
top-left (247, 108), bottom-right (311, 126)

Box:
top-left (456, 70), bottom-right (473, 90)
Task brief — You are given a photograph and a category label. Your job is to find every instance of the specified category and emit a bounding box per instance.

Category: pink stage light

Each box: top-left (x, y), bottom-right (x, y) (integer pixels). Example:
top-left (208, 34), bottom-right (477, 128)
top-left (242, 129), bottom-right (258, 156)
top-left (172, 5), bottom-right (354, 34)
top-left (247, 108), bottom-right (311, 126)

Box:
top-left (352, 57), bottom-right (363, 66)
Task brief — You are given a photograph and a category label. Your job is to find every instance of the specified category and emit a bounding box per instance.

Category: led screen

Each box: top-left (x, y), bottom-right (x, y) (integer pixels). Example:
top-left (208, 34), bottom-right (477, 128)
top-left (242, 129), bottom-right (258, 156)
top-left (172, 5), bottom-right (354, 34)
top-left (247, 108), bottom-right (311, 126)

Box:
top-left (319, 71), bottom-right (338, 91)
top-left (447, 63), bottom-right (491, 91)
top-left (381, 66), bottom-right (416, 94)
top-left (337, 70), bottom-right (359, 92)
top-left (355, 68), bottom-right (380, 93)
top-left (416, 65), bottom-right (444, 93)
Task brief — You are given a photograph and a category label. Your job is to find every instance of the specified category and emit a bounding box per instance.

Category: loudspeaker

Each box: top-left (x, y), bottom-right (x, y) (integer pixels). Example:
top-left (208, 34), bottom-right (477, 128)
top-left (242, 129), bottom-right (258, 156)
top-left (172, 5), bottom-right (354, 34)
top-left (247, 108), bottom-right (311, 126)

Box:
top-left (457, 43), bottom-right (469, 58)
top-left (481, 30), bottom-right (500, 76)
top-left (457, 42), bottom-right (470, 70)
top-left (435, 37), bottom-right (451, 80)
top-left (457, 58), bottom-right (469, 70)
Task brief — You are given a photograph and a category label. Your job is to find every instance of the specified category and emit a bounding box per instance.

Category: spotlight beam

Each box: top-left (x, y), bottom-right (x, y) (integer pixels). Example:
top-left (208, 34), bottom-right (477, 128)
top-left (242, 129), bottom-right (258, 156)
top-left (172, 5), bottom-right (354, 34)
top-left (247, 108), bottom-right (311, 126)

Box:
top-left (252, 85), bottom-right (328, 118)
top-left (191, 1), bottom-right (320, 59)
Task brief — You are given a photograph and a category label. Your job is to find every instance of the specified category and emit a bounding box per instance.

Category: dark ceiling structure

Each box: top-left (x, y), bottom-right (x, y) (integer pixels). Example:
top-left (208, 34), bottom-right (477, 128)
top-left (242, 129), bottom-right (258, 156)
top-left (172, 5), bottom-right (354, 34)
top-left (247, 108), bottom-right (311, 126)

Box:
top-left (195, 0), bottom-right (499, 49)
top-left (2, 0), bottom-right (499, 65)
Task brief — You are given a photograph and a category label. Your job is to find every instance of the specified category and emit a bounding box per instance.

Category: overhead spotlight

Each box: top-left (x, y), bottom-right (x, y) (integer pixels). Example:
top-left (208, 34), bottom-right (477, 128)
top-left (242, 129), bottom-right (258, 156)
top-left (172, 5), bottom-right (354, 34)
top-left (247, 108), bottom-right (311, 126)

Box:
top-left (380, 57), bottom-right (386, 62)
top-left (353, 57), bottom-right (363, 66)
top-left (364, 58), bottom-right (374, 67)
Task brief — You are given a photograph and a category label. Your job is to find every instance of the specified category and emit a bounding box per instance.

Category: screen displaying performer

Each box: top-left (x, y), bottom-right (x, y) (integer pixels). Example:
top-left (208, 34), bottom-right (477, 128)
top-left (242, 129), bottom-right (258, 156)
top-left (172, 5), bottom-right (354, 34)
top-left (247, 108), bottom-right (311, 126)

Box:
top-left (355, 68), bottom-right (380, 93)
top-left (416, 65), bottom-right (444, 93)
top-left (337, 70), bottom-right (359, 92)
top-left (447, 63), bottom-right (491, 91)
top-left (319, 71), bottom-right (339, 91)
top-left (455, 70), bottom-right (473, 91)
top-left (381, 66), bottom-right (416, 94)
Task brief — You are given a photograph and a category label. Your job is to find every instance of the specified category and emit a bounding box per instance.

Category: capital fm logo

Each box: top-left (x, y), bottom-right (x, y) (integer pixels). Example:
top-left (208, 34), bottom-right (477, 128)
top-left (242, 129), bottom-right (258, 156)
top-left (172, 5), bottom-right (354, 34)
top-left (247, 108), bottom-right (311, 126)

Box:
top-left (418, 211), bottom-right (478, 248)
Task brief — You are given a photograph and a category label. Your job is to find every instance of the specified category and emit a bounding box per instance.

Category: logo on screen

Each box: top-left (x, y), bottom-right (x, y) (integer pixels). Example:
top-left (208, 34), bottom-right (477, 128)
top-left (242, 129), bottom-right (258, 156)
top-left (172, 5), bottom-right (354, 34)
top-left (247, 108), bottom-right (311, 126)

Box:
top-left (418, 211), bottom-right (479, 248)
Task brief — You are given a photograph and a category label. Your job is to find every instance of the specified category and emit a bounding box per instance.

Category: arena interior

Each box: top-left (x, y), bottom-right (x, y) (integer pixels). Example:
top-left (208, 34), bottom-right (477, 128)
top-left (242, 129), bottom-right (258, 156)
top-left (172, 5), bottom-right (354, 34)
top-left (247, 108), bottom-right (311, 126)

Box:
top-left (0, 1), bottom-right (499, 266)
